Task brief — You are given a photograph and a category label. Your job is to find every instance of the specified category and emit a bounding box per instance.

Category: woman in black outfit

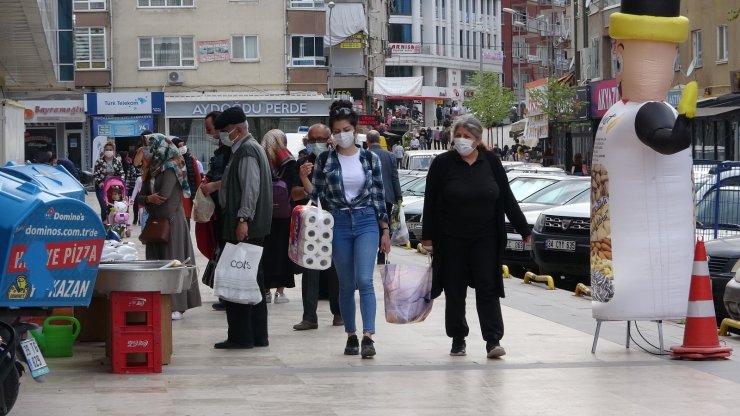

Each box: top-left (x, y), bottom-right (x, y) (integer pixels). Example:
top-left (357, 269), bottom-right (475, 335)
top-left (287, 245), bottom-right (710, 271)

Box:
top-left (421, 115), bottom-right (531, 359)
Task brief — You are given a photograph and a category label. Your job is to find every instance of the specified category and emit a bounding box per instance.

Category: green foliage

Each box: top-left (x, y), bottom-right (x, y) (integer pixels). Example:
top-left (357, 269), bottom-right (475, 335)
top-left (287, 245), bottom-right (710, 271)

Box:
top-left (528, 77), bottom-right (585, 121)
top-left (729, 8), bottom-right (740, 21)
top-left (464, 72), bottom-right (515, 129)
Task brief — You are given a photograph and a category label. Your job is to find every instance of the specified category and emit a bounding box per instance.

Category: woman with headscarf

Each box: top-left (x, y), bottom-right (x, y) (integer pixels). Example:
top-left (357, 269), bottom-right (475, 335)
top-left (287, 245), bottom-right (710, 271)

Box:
top-left (260, 129), bottom-right (298, 304)
top-left (93, 140), bottom-right (124, 222)
top-left (136, 134), bottom-right (202, 320)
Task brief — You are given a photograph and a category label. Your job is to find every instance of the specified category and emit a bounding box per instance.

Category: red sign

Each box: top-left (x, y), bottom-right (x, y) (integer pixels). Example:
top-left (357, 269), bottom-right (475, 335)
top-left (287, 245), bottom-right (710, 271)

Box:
top-left (358, 115), bottom-right (384, 126)
top-left (7, 240), bottom-right (104, 273)
top-left (589, 79), bottom-right (620, 119)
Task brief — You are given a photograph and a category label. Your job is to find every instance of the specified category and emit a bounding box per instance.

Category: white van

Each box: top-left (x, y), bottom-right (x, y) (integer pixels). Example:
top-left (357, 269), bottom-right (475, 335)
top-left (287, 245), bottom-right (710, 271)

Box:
top-left (401, 149), bottom-right (446, 170)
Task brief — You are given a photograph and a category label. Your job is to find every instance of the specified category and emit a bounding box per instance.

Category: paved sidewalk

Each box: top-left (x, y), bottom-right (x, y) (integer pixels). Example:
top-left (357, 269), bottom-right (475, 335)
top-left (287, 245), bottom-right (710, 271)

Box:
top-left (14, 196), bottom-right (740, 415)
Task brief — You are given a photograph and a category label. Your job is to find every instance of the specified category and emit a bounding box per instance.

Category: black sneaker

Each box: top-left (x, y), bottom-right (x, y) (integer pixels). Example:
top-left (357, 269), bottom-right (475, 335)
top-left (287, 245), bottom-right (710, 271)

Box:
top-left (344, 335), bottom-right (359, 355)
top-left (361, 336), bottom-right (376, 358)
top-left (450, 337), bottom-right (466, 356)
top-left (486, 340), bottom-right (506, 358)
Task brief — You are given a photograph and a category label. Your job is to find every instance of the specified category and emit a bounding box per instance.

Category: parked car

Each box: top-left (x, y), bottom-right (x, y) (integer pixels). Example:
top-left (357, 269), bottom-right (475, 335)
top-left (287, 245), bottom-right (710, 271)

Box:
top-left (531, 202), bottom-right (591, 283)
top-left (506, 166), bottom-right (567, 176)
top-left (503, 177), bottom-right (590, 276)
top-left (401, 150), bottom-right (446, 171)
top-left (507, 173), bottom-right (577, 202)
top-left (695, 186), bottom-right (740, 241)
top-left (401, 177), bottom-right (427, 244)
top-left (705, 235), bottom-right (740, 327)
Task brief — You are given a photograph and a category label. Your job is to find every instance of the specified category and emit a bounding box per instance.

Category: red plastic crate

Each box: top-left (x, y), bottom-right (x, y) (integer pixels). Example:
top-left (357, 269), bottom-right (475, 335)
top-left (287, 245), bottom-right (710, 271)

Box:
top-left (111, 331), bottom-right (162, 374)
top-left (110, 291), bottom-right (161, 333)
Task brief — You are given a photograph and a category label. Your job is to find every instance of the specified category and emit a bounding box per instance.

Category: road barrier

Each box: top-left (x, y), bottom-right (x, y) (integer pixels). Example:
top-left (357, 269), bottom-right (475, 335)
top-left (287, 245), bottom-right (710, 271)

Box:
top-left (574, 283), bottom-right (592, 297)
top-left (523, 271), bottom-right (555, 290)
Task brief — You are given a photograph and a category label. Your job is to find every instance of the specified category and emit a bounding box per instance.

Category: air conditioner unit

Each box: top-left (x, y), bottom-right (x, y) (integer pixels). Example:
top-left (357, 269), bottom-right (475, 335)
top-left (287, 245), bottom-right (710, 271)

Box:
top-left (167, 71), bottom-right (185, 86)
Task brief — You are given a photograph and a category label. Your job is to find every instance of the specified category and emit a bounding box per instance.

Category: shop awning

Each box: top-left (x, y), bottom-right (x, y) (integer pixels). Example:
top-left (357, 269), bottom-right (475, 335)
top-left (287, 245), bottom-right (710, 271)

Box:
top-left (373, 77), bottom-right (423, 97)
top-left (694, 106), bottom-right (740, 118)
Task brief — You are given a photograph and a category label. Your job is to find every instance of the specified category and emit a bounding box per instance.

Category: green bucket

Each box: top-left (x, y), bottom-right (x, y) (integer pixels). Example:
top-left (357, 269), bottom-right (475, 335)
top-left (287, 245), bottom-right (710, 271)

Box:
top-left (30, 316), bottom-right (81, 358)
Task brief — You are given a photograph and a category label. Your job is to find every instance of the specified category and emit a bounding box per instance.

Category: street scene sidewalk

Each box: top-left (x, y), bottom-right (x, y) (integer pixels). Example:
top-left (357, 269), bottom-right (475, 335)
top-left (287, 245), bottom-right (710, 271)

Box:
top-left (11, 203), bottom-right (740, 415)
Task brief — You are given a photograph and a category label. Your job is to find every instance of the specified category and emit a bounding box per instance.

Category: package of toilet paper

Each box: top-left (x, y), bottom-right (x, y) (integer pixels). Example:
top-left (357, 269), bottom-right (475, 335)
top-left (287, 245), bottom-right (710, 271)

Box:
top-left (288, 201), bottom-right (334, 270)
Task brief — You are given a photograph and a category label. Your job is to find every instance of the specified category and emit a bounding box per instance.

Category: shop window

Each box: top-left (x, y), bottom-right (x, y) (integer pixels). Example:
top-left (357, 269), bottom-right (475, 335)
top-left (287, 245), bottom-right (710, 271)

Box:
top-left (73, 0), bottom-right (105, 11)
top-left (25, 128), bottom-right (57, 164)
top-left (290, 35), bottom-right (325, 66)
top-left (232, 35), bottom-right (259, 61)
top-left (137, 0), bottom-right (194, 7)
top-left (75, 27), bottom-right (107, 69)
top-left (139, 36), bottom-right (195, 68)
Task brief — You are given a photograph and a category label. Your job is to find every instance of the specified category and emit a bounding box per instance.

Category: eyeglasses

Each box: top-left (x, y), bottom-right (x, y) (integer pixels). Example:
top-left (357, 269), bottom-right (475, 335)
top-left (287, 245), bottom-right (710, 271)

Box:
top-left (307, 136), bottom-right (330, 143)
top-left (330, 107), bottom-right (354, 117)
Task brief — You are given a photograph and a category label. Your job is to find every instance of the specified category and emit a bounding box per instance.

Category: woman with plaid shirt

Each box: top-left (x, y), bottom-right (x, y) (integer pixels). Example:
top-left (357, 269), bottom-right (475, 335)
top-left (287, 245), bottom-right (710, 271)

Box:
top-left (309, 100), bottom-right (390, 358)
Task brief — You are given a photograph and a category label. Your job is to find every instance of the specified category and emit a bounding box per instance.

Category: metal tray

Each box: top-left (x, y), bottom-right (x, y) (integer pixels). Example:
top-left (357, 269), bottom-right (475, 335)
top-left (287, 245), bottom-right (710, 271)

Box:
top-left (95, 260), bottom-right (195, 295)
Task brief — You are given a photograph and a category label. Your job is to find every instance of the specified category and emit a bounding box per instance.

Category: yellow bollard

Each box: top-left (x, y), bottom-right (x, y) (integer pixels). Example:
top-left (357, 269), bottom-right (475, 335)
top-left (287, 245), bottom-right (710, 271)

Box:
top-left (502, 265), bottom-right (510, 279)
top-left (522, 271), bottom-right (555, 290)
top-left (719, 318), bottom-right (740, 336)
top-left (574, 283), bottom-right (592, 298)
top-left (405, 241), bottom-right (411, 250)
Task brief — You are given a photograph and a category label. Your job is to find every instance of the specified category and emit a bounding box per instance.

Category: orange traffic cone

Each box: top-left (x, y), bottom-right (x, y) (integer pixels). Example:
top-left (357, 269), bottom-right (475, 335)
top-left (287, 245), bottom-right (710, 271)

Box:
top-left (671, 240), bottom-right (732, 359)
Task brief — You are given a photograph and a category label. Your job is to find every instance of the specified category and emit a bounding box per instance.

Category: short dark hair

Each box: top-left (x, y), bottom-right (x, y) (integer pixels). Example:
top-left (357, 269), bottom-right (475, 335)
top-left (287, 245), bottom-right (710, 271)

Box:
top-left (205, 110), bottom-right (221, 123)
top-left (329, 100), bottom-right (357, 130)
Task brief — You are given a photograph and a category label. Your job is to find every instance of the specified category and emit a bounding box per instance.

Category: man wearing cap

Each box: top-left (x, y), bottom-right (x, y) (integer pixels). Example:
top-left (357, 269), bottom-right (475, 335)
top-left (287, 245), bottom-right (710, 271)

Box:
top-left (213, 106), bottom-right (273, 349)
top-left (589, 0), bottom-right (697, 313)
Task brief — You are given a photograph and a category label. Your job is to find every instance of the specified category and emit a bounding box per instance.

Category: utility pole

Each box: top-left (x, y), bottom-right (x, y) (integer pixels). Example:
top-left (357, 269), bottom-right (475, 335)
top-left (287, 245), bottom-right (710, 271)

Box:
top-left (328, 1), bottom-right (335, 97)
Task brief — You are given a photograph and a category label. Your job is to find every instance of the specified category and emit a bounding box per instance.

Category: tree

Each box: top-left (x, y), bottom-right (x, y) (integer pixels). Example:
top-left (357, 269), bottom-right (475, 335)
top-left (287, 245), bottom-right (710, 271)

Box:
top-left (527, 77), bottom-right (584, 122)
top-left (465, 72), bottom-right (515, 129)
top-left (729, 8), bottom-right (740, 21)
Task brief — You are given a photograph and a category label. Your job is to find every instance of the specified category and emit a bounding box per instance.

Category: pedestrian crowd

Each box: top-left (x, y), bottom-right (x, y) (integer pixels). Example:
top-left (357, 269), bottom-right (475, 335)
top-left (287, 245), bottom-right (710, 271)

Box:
top-left (88, 102), bottom-right (531, 359)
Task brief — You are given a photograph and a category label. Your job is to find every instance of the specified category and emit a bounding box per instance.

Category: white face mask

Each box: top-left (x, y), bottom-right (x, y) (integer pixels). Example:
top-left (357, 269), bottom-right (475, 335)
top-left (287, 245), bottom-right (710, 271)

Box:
top-left (313, 142), bottom-right (328, 153)
top-left (178, 146), bottom-right (188, 155)
top-left (333, 131), bottom-right (355, 149)
top-left (453, 137), bottom-right (475, 157)
top-left (220, 129), bottom-right (235, 147)
top-left (104, 150), bottom-right (114, 158)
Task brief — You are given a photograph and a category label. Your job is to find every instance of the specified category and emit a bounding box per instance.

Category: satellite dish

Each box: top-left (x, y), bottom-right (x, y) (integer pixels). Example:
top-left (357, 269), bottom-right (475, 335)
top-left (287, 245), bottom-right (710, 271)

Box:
top-left (686, 58), bottom-right (696, 77)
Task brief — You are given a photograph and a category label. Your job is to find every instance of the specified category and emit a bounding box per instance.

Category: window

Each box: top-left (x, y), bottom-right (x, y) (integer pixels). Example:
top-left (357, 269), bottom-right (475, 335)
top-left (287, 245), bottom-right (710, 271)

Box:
top-left (391, 0), bottom-right (411, 15)
top-left (139, 36), bottom-right (195, 68)
top-left (692, 30), bottom-right (702, 68)
top-left (74, 0), bottom-right (105, 11)
top-left (137, 0), bottom-right (194, 6)
top-left (673, 46), bottom-right (681, 72)
top-left (717, 25), bottom-right (728, 63)
top-left (232, 35), bottom-right (259, 61)
top-left (288, 0), bottom-right (324, 8)
top-left (389, 24), bottom-right (412, 43)
top-left (75, 27), bottom-right (106, 69)
top-left (290, 35), bottom-right (324, 66)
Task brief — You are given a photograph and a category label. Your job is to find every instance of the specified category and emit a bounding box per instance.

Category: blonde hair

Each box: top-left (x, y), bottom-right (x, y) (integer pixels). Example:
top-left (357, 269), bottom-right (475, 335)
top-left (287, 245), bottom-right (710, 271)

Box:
top-left (261, 129), bottom-right (288, 162)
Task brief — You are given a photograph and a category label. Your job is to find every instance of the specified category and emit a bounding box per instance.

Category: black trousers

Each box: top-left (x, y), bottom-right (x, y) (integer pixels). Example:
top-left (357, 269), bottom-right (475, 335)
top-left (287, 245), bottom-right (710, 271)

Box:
top-left (301, 265), bottom-right (340, 322)
top-left (223, 237), bottom-right (268, 345)
top-left (439, 234), bottom-right (503, 342)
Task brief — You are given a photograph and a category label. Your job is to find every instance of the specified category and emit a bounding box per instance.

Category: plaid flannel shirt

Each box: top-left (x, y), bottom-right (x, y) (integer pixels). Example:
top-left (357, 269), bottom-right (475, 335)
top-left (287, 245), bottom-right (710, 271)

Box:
top-left (310, 148), bottom-right (389, 224)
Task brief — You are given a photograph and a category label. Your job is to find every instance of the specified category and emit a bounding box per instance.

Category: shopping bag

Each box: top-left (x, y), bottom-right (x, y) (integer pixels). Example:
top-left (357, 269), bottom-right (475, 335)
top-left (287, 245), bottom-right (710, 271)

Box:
top-left (288, 199), bottom-right (334, 270)
top-left (390, 205), bottom-right (410, 246)
top-left (213, 242), bottom-right (264, 304)
top-left (192, 187), bottom-right (215, 223)
top-left (381, 260), bottom-right (433, 324)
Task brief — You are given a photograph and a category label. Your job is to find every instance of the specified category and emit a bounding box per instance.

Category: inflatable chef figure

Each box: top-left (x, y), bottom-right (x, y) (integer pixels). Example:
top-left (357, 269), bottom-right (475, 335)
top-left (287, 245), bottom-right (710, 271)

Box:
top-left (591, 0), bottom-right (698, 321)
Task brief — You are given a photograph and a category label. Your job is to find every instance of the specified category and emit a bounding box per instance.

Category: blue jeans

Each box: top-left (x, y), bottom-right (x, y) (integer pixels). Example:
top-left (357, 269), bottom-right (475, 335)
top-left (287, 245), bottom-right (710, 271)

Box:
top-left (331, 207), bottom-right (379, 334)
top-left (95, 187), bottom-right (107, 222)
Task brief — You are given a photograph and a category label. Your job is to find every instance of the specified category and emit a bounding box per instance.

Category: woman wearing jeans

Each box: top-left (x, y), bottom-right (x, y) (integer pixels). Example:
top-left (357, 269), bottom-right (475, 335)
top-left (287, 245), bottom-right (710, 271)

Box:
top-left (310, 100), bottom-right (390, 358)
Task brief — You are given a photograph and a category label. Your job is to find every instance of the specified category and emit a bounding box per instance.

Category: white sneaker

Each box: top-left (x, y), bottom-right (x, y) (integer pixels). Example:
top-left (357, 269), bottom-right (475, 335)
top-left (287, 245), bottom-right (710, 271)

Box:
top-left (274, 292), bottom-right (290, 304)
top-left (171, 311), bottom-right (183, 321)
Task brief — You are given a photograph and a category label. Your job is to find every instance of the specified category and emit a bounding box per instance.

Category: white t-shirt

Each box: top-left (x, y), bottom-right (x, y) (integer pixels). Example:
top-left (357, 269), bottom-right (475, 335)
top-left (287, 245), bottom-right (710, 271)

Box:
top-left (337, 151), bottom-right (365, 202)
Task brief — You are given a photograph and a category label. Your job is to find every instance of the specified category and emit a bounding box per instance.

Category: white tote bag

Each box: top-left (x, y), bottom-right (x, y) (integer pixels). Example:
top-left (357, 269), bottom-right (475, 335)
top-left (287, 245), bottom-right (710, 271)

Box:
top-left (213, 242), bottom-right (264, 305)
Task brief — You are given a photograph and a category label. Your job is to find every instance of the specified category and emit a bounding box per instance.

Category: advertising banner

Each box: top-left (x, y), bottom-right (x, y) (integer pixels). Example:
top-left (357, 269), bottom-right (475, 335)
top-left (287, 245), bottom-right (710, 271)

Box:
top-left (390, 43), bottom-right (421, 54)
top-left (20, 100), bottom-right (85, 123)
top-left (91, 115), bottom-right (154, 138)
top-left (198, 40), bottom-right (230, 62)
top-left (589, 79), bottom-right (620, 119)
top-left (85, 92), bottom-right (165, 115)
top-left (481, 48), bottom-right (504, 65)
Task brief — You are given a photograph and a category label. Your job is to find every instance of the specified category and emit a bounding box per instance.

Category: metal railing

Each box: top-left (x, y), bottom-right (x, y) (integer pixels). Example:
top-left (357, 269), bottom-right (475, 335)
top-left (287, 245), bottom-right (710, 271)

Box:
top-left (693, 160), bottom-right (740, 241)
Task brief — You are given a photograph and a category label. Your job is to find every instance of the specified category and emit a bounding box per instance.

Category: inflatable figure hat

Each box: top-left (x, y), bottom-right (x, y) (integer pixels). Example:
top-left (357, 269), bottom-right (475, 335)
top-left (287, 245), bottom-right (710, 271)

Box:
top-left (610, 0), bottom-right (688, 43)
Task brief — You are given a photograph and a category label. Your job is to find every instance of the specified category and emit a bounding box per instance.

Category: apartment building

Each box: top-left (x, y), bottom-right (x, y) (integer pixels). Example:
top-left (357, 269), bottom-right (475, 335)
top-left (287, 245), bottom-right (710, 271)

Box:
top-left (384, 0), bottom-right (504, 125)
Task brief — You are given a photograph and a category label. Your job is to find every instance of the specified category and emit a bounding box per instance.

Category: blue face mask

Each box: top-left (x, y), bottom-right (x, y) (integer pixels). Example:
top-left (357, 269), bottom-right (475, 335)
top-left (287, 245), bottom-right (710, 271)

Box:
top-left (305, 144), bottom-right (313, 155)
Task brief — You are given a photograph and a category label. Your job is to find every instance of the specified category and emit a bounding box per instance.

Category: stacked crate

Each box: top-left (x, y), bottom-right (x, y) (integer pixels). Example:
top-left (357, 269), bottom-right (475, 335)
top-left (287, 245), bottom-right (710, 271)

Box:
top-left (110, 291), bottom-right (162, 374)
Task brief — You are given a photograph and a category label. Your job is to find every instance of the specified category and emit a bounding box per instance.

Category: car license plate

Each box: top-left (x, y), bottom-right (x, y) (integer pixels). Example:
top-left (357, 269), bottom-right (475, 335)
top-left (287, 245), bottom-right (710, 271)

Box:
top-left (506, 239), bottom-right (524, 251)
top-left (545, 239), bottom-right (576, 252)
top-left (407, 222), bottom-right (421, 230)
top-left (20, 338), bottom-right (49, 379)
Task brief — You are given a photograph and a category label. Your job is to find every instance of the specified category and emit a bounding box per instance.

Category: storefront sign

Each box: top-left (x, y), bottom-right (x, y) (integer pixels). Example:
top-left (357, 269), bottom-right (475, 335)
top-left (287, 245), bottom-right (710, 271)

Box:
top-left (589, 79), bottom-right (620, 119)
top-left (525, 79), bottom-right (547, 117)
top-left (20, 100), bottom-right (85, 123)
top-left (665, 89), bottom-right (682, 108)
top-left (91, 115), bottom-right (154, 138)
top-left (198, 40), bottom-right (230, 62)
top-left (333, 88), bottom-right (364, 100)
top-left (358, 115), bottom-right (384, 126)
top-left (166, 99), bottom-right (333, 118)
top-left (390, 43), bottom-right (421, 54)
top-left (481, 49), bottom-right (504, 65)
top-left (339, 33), bottom-right (366, 49)
top-left (575, 86), bottom-right (590, 120)
top-left (85, 92), bottom-right (165, 115)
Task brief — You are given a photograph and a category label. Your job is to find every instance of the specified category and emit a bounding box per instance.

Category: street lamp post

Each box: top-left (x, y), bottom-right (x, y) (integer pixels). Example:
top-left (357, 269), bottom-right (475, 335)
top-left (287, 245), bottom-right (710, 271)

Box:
top-left (503, 8), bottom-right (524, 118)
top-left (328, 1), bottom-right (335, 97)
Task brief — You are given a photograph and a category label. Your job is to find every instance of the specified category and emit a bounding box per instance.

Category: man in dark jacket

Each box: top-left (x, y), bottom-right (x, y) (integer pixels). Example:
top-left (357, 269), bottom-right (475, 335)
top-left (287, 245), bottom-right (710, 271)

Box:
top-left (213, 106), bottom-right (273, 349)
top-left (367, 130), bottom-right (403, 263)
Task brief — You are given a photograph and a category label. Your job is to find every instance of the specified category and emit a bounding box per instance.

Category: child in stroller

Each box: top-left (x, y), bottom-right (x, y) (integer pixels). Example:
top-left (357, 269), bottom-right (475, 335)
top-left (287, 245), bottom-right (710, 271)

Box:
top-left (103, 177), bottom-right (132, 238)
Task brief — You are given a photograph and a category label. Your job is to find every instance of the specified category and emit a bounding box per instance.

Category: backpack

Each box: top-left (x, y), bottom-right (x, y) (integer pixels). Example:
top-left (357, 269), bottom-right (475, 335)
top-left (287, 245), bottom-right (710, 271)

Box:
top-left (272, 171), bottom-right (292, 219)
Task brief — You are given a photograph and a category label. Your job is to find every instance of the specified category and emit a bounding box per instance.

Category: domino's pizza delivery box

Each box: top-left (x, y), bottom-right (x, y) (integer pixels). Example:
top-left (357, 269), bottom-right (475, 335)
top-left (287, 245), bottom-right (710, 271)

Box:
top-left (1, 162), bottom-right (85, 202)
top-left (0, 170), bottom-right (105, 307)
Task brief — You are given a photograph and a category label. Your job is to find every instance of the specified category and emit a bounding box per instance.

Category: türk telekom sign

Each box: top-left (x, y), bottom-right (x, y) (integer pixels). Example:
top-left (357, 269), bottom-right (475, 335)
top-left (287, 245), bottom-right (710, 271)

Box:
top-left (589, 79), bottom-right (620, 119)
top-left (19, 100), bottom-right (86, 123)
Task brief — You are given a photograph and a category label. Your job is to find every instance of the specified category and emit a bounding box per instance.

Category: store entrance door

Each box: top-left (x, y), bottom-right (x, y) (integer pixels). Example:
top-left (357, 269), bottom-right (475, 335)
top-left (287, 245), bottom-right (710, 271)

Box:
top-left (65, 130), bottom-right (82, 170)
